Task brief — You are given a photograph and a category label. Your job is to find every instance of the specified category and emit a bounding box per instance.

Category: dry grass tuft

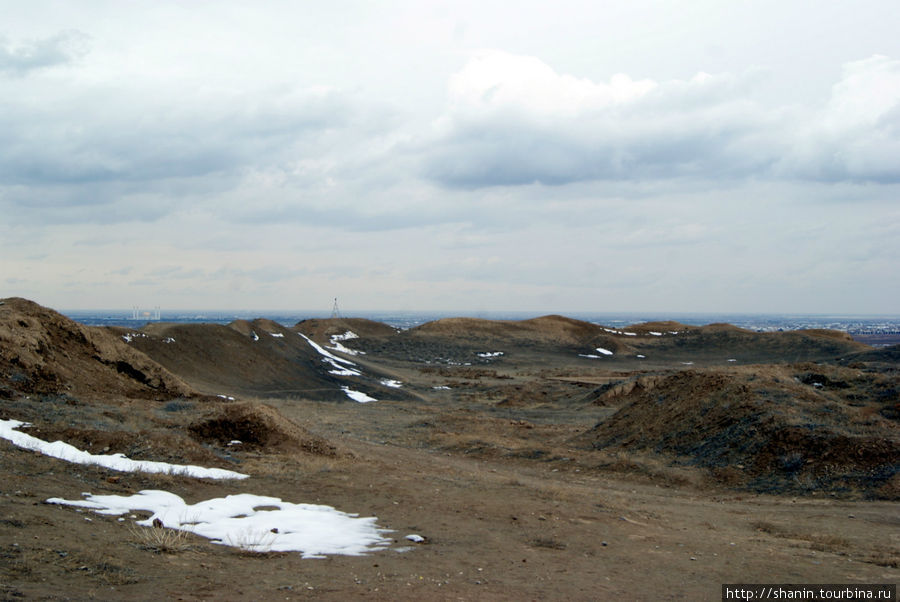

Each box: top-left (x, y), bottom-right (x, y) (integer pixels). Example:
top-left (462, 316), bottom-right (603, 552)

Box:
top-left (129, 523), bottom-right (194, 553)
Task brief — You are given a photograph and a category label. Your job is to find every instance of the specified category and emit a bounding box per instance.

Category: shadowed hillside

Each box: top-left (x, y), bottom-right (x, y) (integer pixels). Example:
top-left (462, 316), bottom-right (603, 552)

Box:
top-left (124, 319), bottom-right (391, 401)
top-left (576, 366), bottom-right (899, 498)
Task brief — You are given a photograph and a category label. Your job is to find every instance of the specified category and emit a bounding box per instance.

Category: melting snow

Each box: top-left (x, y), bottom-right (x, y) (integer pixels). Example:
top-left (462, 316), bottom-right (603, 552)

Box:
top-left (250, 331), bottom-right (259, 341)
top-left (327, 331), bottom-right (364, 356)
top-left (330, 331), bottom-right (359, 342)
top-left (217, 394), bottom-right (236, 401)
top-left (379, 379), bottom-right (403, 388)
top-left (300, 334), bottom-right (362, 376)
top-left (162, 337), bottom-right (176, 343)
top-left (0, 419), bottom-right (247, 480)
top-left (46, 490), bottom-right (392, 558)
top-left (341, 387), bottom-right (377, 403)
top-left (476, 351), bottom-right (504, 358)
top-left (432, 385), bottom-right (451, 390)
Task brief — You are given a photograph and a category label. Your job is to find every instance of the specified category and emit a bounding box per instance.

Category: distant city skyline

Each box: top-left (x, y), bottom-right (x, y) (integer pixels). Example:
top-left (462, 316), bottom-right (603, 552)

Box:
top-left (2, 1), bottom-right (898, 314)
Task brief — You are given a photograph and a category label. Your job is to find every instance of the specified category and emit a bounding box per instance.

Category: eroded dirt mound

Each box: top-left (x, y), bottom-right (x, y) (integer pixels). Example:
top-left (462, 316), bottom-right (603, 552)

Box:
top-left (294, 317), bottom-right (398, 342)
top-left (123, 320), bottom-right (347, 400)
top-left (32, 425), bottom-right (223, 466)
top-left (577, 366), bottom-right (899, 498)
top-left (632, 325), bottom-right (870, 364)
top-left (188, 402), bottom-right (339, 456)
top-left (411, 315), bottom-right (602, 346)
top-left (0, 297), bottom-right (192, 402)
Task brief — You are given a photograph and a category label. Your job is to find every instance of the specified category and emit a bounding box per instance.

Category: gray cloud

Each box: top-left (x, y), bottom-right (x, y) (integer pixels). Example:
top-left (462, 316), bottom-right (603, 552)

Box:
top-left (0, 30), bottom-right (89, 75)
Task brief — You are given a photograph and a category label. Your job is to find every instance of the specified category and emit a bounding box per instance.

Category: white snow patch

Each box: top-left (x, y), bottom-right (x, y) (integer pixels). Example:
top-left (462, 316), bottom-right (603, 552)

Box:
top-left (595, 347), bottom-right (614, 356)
top-left (300, 334), bottom-right (357, 366)
top-left (46, 490), bottom-right (392, 558)
top-left (330, 331), bottom-right (359, 342)
top-left (0, 419), bottom-right (247, 480)
top-left (649, 332), bottom-right (662, 336)
top-left (622, 332), bottom-right (637, 336)
top-left (432, 385), bottom-right (451, 390)
top-left (476, 351), bottom-right (504, 358)
top-left (162, 337), bottom-right (176, 344)
top-left (341, 387), bottom-right (377, 403)
top-left (727, 358), bottom-right (737, 362)
top-left (636, 354), bottom-right (646, 358)
top-left (300, 333), bottom-right (362, 375)
top-left (379, 379), bottom-right (403, 388)
top-left (579, 354), bottom-right (602, 359)
top-left (269, 332), bottom-right (284, 338)
top-left (326, 332), bottom-right (364, 356)
top-left (405, 534), bottom-right (425, 543)
top-left (681, 361), bottom-right (694, 365)
top-left (250, 331), bottom-right (259, 341)
top-left (217, 394), bottom-right (235, 401)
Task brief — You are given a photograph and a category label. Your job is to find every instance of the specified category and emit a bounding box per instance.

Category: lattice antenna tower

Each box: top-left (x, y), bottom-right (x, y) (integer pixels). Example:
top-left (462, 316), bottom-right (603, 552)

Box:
top-left (330, 297), bottom-right (342, 319)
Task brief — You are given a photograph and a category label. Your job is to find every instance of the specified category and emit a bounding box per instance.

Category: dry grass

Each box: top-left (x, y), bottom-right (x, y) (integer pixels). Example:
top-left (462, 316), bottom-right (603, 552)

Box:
top-left (129, 523), bottom-right (194, 554)
top-left (224, 527), bottom-right (278, 554)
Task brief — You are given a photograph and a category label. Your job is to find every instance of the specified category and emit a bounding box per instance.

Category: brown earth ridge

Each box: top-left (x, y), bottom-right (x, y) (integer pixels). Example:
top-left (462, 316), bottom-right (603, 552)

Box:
top-left (1, 297), bottom-right (897, 600)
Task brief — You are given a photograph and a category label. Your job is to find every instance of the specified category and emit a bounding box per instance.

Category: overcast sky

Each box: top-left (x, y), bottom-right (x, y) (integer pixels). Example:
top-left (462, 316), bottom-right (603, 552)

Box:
top-left (2, 1), bottom-right (898, 314)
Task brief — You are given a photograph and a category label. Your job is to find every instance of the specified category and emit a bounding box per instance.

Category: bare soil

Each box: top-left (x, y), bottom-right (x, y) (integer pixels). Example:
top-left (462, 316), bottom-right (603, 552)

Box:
top-left (1, 299), bottom-right (897, 600)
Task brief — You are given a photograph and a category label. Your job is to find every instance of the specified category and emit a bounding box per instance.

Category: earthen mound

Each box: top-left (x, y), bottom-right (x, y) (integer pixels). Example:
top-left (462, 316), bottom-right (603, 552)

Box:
top-left (295, 317), bottom-right (397, 342)
top-left (632, 326), bottom-right (869, 364)
top-left (411, 315), bottom-right (602, 346)
top-left (0, 297), bottom-right (192, 402)
top-left (188, 402), bottom-right (339, 456)
top-left (124, 320), bottom-right (346, 399)
top-left (577, 367), bottom-right (899, 497)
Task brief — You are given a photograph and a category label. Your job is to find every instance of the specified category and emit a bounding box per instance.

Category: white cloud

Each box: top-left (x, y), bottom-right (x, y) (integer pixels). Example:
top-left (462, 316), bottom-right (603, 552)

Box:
top-left (423, 51), bottom-right (900, 189)
top-left (422, 50), bottom-right (779, 187)
top-left (780, 55), bottom-right (900, 183)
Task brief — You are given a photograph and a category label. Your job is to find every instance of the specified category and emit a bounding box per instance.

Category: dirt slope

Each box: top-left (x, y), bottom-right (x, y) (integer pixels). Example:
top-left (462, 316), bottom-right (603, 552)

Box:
top-left (127, 318), bottom-right (411, 402)
top-left (0, 297), bottom-right (191, 402)
top-left (577, 366), bottom-right (899, 498)
top-left (123, 320), bottom-right (349, 400)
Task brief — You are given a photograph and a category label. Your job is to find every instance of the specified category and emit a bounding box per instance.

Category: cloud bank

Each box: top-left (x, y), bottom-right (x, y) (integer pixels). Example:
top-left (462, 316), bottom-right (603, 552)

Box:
top-left (422, 51), bottom-right (900, 188)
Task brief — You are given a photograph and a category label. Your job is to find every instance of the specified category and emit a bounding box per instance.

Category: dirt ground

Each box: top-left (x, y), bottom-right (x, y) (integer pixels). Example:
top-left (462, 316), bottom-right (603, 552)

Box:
top-left (1, 301), bottom-right (898, 600)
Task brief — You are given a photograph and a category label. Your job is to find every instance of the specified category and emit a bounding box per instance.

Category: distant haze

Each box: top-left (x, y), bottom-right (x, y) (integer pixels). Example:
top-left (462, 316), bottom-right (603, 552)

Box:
top-left (2, 1), bottom-right (898, 314)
